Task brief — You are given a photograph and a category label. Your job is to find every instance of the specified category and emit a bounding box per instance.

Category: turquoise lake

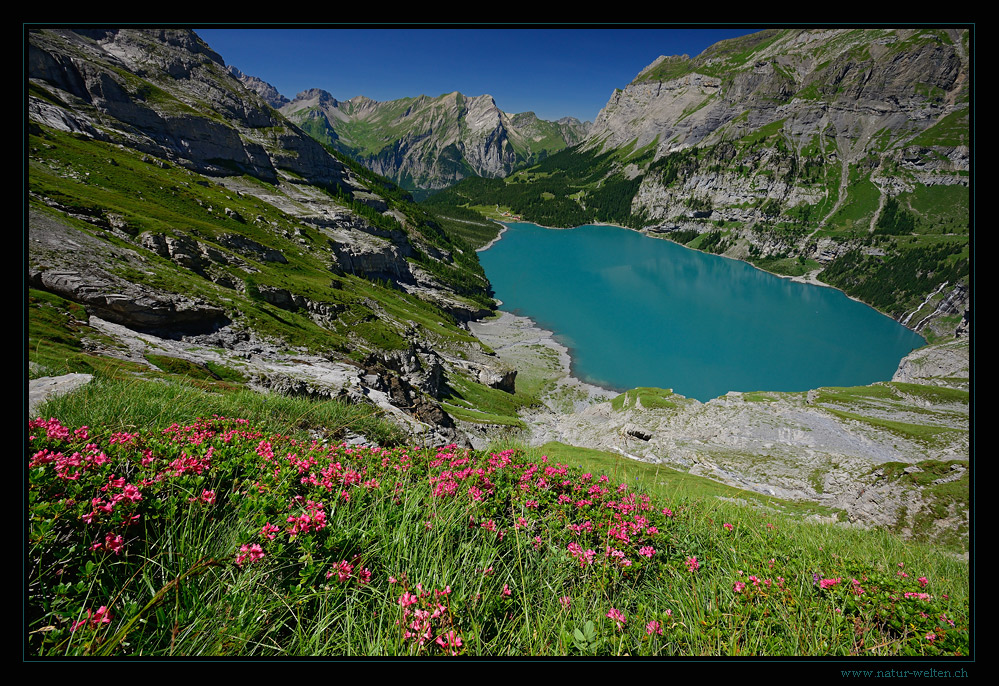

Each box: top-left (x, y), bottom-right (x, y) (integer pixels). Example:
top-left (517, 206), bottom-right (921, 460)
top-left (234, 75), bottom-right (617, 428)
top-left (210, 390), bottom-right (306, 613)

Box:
top-left (478, 222), bottom-right (927, 402)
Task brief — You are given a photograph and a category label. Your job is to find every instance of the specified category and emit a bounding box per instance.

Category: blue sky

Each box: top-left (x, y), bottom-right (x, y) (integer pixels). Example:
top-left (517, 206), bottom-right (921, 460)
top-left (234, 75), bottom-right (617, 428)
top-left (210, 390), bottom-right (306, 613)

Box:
top-left (196, 27), bottom-right (761, 122)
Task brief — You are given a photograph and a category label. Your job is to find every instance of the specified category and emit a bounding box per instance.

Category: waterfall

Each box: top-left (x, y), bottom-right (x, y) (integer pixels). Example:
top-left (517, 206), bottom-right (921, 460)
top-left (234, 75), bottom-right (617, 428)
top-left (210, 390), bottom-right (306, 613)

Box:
top-left (901, 282), bottom-right (948, 327)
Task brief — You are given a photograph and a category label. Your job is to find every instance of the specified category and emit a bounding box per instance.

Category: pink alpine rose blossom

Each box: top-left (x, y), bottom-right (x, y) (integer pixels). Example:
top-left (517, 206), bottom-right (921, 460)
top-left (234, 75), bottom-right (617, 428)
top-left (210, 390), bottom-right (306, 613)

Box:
top-left (606, 608), bottom-right (626, 630)
top-left (71, 605), bottom-right (112, 631)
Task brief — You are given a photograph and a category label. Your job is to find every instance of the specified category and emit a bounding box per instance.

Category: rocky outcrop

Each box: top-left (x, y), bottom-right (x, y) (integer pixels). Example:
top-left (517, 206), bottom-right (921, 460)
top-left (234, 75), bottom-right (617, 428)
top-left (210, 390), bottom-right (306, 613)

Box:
top-left (140, 231), bottom-right (247, 275)
top-left (30, 266), bottom-right (230, 336)
top-left (29, 373), bottom-right (94, 417)
top-left (329, 238), bottom-right (413, 283)
top-left (29, 211), bottom-right (231, 336)
top-left (229, 65), bottom-right (289, 109)
top-left (217, 233), bottom-right (287, 263)
top-left (892, 338), bottom-right (969, 389)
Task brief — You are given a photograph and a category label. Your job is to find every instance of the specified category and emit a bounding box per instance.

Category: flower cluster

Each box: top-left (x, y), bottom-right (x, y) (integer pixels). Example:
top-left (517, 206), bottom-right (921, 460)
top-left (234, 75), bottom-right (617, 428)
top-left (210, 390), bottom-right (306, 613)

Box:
top-left (395, 583), bottom-right (462, 655)
top-left (71, 605), bottom-right (111, 632)
top-left (567, 542), bottom-right (596, 567)
top-left (235, 543), bottom-right (265, 566)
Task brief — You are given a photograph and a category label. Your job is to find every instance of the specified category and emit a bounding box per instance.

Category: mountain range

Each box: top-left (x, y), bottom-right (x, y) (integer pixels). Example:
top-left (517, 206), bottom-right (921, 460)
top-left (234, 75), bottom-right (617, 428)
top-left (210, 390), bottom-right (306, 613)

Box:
top-left (234, 74), bottom-right (590, 195)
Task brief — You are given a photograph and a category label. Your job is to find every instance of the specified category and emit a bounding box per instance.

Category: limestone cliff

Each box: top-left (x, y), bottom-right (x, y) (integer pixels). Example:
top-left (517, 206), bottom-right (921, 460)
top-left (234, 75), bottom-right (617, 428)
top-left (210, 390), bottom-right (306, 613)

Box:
top-left (29, 29), bottom-right (345, 188)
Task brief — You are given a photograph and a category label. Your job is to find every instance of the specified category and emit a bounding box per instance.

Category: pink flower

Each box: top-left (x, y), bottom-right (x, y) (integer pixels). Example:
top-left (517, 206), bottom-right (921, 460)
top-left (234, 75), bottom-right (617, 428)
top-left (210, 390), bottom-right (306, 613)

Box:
top-left (502, 584), bottom-right (512, 597)
top-left (201, 489), bottom-right (216, 505)
top-left (559, 596), bottom-right (571, 609)
top-left (734, 581), bottom-right (747, 593)
top-left (606, 608), bottom-right (626, 630)
top-left (819, 577), bottom-right (841, 589)
top-left (71, 605), bottom-right (112, 631)
top-left (235, 543), bottom-right (264, 566)
top-left (638, 546), bottom-right (656, 558)
top-left (685, 556), bottom-right (699, 572)
top-left (925, 632), bottom-right (937, 643)
top-left (646, 620), bottom-right (663, 636)
top-left (435, 630), bottom-right (463, 654)
top-left (326, 560), bottom-right (353, 582)
top-left (918, 576), bottom-right (928, 588)
top-left (567, 542), bottom-right (595, 567)
top-left (105, 534), bottom-right (124, 555)
top-left (723, 523), bottom-right (733, 531)
top-left (261, 523), bottom-right (279, 540)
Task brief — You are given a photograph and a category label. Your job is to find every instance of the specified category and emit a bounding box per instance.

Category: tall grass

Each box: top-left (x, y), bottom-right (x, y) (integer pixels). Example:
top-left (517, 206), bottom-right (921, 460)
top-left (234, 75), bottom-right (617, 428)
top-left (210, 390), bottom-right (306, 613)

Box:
top-left (27, 408), bottom-right (969, 657)
top-left (33, 374), bottom-right (404, 446)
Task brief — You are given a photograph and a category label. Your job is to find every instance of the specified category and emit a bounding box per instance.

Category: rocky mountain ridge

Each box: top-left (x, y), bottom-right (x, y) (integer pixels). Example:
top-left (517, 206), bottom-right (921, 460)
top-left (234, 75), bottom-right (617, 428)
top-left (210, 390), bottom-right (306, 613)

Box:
top-left (29, 29), bottom-right (345, 188)
top-left (231, 74), bottom-right (590, 192)
top-left (588, 29), bottom-right (967, 154)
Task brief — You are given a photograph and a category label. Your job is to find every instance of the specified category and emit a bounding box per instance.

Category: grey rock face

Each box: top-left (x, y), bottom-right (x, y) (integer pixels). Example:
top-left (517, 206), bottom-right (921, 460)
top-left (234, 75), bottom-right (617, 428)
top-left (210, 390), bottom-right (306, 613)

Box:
top-left (218, 233), bottom-right (287, 263)
top-left (29, 373), bottom-right (94, 417)
top-left (229, 65), bottom-right (290, 109)
top-left (892, 338), bottom-right (969, 389)
top-left (30, 267), bottom-right (230, 336)
top-left (29, 28), bottom-right (347, 188)
top-left (29, 211), bottom-right (230, 336)
top-left (588, 30), bottom-right (966, 160)
top-left (585, 30), bottom-right (969, 236)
